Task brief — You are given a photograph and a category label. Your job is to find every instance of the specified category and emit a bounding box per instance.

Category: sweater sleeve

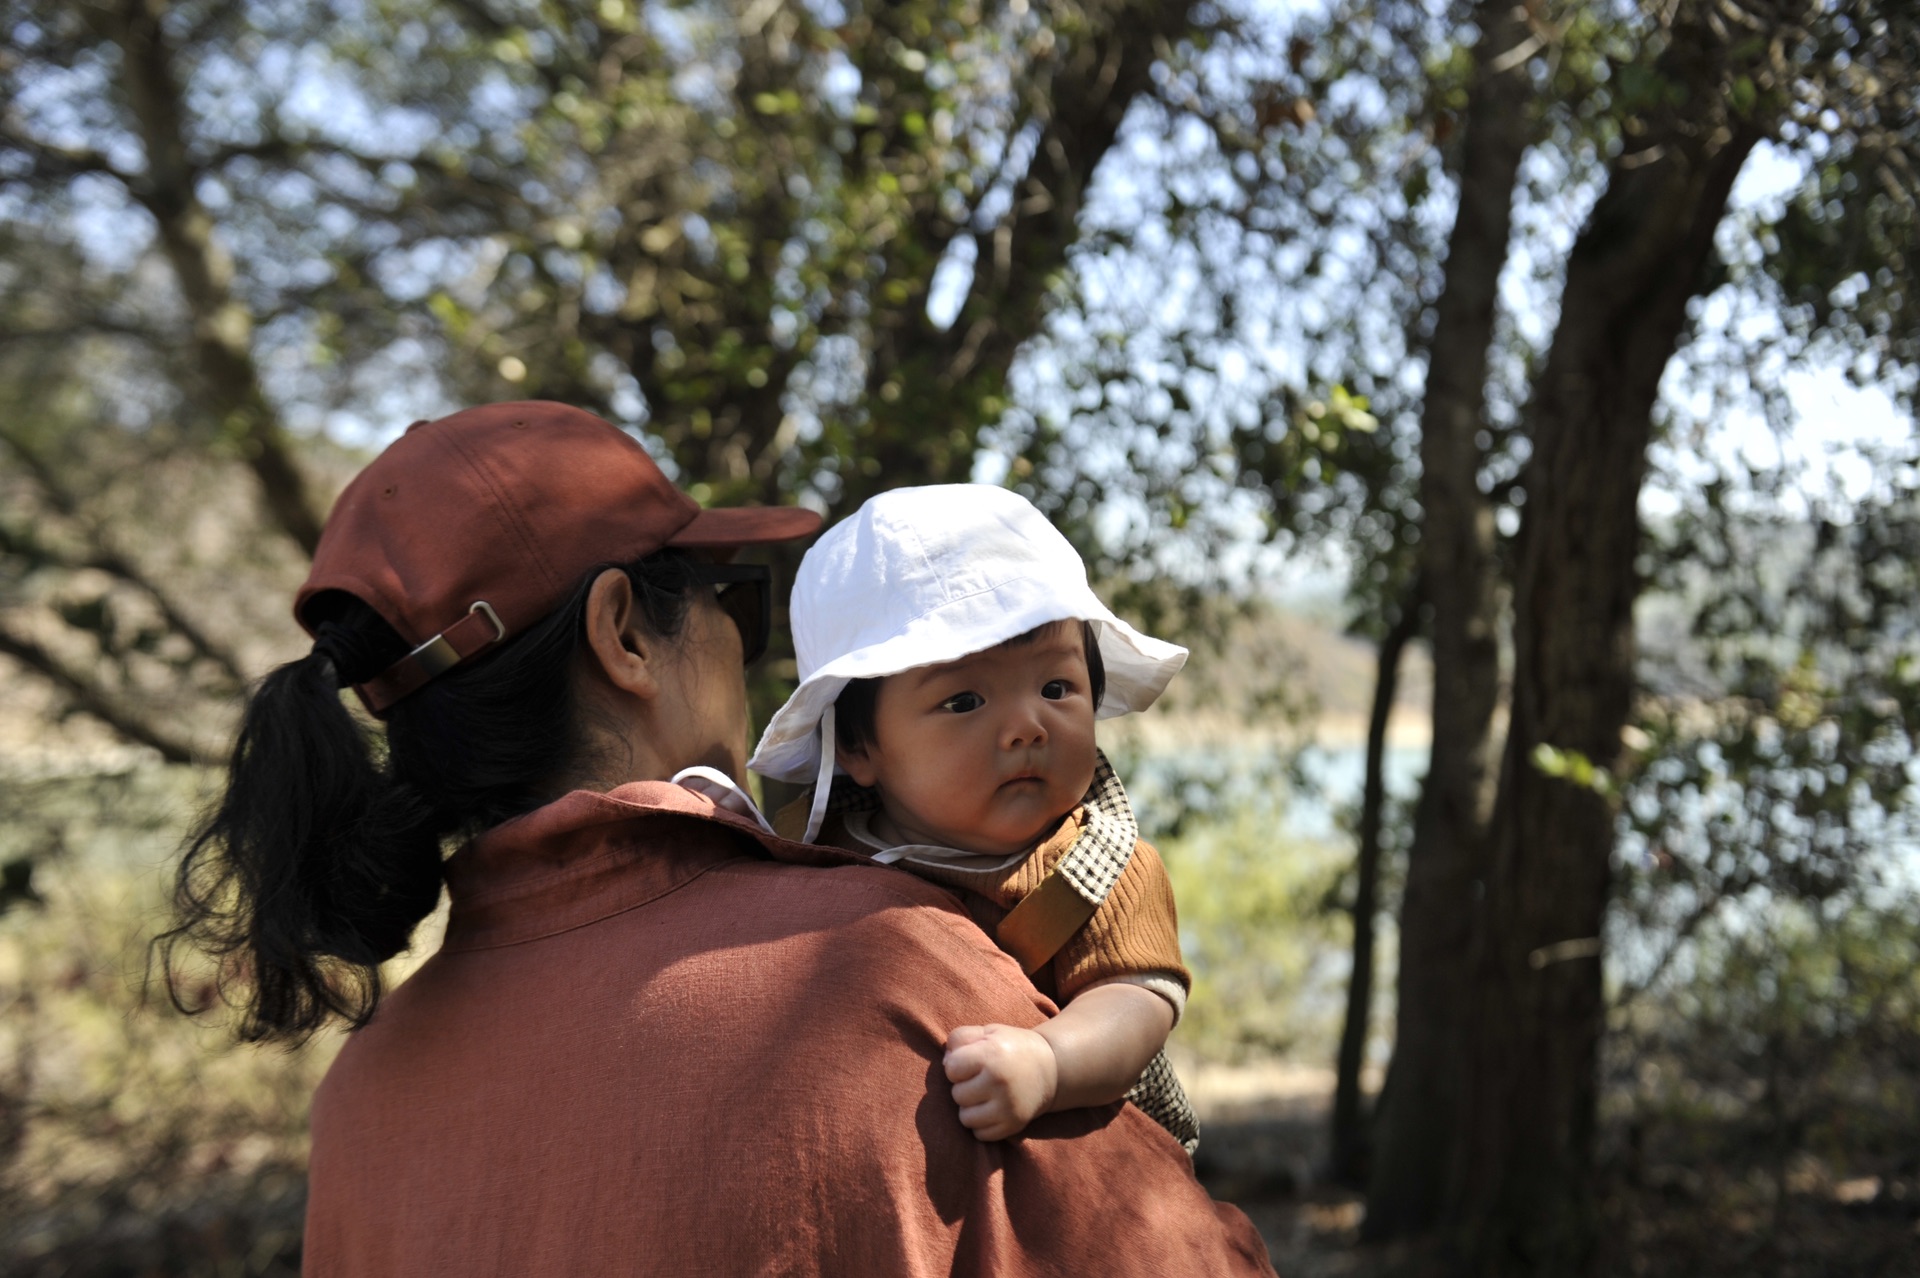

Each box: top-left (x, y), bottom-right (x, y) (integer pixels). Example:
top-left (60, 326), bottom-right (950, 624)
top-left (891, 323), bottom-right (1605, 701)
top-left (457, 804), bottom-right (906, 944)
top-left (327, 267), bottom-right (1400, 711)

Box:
top-left (1049, 836), bottom-right (1190, 1004)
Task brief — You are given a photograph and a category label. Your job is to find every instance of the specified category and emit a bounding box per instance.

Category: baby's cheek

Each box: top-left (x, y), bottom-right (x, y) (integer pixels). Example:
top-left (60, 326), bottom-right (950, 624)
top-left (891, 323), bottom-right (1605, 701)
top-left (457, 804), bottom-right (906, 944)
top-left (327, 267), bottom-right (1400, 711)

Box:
top-left (903, 771), bottom-right (964, 818)
top-left (1067, 740), bottom-right (1098, 791)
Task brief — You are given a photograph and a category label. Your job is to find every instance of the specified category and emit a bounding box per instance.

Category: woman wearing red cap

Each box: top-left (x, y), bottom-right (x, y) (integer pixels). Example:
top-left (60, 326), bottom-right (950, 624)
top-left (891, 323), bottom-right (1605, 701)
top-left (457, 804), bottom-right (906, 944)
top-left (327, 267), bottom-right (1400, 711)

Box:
top-left (162, 403), bottom-right (1274, 1276)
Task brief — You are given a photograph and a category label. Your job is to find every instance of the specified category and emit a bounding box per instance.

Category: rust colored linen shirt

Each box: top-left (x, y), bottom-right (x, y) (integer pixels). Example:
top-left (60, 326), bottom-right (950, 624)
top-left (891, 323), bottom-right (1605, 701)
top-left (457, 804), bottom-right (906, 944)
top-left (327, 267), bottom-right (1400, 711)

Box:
top-left (302, 780), bottom-right (1276, 1277)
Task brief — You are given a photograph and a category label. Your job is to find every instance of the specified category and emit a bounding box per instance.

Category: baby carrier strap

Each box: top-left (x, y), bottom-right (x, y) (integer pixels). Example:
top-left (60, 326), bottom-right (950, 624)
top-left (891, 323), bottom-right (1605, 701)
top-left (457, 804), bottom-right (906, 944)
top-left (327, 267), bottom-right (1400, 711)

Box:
top-left (995, 868), bottom-right (1101, 976)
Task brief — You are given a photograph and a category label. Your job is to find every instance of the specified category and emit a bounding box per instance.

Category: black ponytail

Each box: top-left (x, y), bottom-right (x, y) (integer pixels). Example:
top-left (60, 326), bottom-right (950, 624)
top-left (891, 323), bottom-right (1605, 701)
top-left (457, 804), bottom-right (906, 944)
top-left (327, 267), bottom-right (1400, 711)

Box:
top-left (158, 553), bottom-right (699, 1043)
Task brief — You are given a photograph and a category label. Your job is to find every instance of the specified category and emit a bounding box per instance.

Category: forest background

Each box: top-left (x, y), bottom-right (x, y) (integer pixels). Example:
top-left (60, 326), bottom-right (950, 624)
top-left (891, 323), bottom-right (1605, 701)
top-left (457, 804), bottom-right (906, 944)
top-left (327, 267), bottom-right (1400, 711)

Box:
top-left (1, 0), bottom-right (1917, 1275)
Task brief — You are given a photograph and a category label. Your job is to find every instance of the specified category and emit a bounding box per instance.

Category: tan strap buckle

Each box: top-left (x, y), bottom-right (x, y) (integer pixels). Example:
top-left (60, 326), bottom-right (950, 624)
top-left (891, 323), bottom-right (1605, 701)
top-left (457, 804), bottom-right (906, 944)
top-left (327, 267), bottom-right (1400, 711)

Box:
top-left (354, 601), bottom-right (507, 716)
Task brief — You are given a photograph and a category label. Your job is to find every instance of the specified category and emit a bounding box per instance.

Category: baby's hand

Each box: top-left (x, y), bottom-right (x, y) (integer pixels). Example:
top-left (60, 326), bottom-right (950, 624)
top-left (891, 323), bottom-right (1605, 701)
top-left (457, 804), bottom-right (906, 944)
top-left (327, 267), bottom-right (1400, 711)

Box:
top-left (943, 1023), bottom-right (1059, 1141)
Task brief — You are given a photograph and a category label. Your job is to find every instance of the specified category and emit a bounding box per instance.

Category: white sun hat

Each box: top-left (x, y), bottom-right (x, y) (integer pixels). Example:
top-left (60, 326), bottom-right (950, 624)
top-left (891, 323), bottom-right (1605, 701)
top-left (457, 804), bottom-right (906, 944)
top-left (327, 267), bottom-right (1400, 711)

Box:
top-left (747, 483), bottom-right (1187, 841)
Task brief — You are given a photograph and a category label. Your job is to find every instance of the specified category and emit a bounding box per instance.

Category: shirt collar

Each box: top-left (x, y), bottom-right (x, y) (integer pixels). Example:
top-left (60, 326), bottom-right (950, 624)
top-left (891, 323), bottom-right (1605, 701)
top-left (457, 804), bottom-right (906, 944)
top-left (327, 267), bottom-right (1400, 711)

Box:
top-left (442, 781), bottom-right (869, 951)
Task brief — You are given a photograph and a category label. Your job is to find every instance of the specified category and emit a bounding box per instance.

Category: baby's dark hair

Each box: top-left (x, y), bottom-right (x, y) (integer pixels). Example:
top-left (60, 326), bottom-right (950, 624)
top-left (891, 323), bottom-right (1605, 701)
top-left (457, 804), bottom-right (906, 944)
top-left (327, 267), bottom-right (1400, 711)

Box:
top-left (833, 618), bottom-right (1106, 756)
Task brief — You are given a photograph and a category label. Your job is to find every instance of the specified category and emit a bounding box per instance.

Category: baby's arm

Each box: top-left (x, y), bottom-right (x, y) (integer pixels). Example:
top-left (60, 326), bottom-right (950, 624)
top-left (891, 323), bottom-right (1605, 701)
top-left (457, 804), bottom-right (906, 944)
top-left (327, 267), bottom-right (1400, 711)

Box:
top-left (943, 980), bottom-right (1175, 1141)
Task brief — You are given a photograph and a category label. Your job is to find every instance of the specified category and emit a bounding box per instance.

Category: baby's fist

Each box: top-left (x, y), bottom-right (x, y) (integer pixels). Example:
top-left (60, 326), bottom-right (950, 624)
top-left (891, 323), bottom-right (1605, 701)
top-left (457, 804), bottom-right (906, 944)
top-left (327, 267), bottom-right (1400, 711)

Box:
top-left (943, 1023), bottom-right (1058, 1141)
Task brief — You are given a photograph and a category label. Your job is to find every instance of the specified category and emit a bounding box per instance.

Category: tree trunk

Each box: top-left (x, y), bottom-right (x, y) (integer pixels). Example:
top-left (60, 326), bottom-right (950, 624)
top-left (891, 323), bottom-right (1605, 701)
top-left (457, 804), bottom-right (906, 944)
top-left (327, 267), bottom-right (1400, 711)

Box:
top-left (1366, 0), bottom-right (1535, 1237)
top-left (1454, 78), bottom-right (1763, 1278)
top-left (1330, 587), bottom-right (1419, 1186)
top-left (97, 0), bottom-right (326, 556)
top-left (856, 0), bottom-right (1200, 512)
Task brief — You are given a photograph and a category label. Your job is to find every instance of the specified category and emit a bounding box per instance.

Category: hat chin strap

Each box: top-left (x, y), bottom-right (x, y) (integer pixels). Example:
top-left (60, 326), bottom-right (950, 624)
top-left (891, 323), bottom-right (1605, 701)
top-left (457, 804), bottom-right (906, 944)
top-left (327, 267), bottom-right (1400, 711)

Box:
top-left (670, 765), bottom-right (776, 836)
top-left (803, 702), bottom-right (837, 844)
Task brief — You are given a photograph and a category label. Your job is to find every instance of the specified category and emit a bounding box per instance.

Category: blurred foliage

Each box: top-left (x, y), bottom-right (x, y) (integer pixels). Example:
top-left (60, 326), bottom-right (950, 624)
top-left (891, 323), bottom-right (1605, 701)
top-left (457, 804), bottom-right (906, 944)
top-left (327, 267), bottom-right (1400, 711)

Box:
top-left (1161, 804), bottom-right (1356, 1063)
top-left (0, 373), bottom-right (320, 763)
top-left (1599, 899), bottom-right (1920, 1276)
top-left (1617, 449), bottom-right (1920, 1005)
top-left (1593, 445), bottom-right (1920, 1269)
top-left (0, 768), bottom-right (329, 1274)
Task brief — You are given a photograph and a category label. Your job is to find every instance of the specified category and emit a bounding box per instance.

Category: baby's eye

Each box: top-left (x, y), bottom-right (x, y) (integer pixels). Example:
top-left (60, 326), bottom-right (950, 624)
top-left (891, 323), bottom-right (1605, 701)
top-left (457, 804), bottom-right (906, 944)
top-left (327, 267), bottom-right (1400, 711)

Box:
top-left (941, 691), bottom-right (984, 714)
top-left (1042, 680), bottom-right (1070, 700)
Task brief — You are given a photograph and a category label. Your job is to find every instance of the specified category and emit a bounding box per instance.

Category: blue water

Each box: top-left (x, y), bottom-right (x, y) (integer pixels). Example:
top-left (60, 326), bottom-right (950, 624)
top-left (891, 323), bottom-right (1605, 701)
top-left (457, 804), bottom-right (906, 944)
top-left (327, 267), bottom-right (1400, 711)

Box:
top-left (1120, 740), bottom-right (1428, 844)
top-left (1288, 744), bottom-right (1429, 841)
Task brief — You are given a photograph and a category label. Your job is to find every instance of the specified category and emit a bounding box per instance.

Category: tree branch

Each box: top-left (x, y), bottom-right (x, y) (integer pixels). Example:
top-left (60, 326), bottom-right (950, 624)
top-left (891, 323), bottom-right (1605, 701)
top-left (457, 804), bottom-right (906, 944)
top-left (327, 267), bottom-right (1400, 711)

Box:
top-left (0, 434), bottom-right (248, 688)
top-left (0, 319), bottom-right (167, 351)
top-left (0, 622), bottom-right (199, 764)
top-left (0, 127), bottom-right (131, 183)
top-left (87, 0), bottom-right (325, 556)
top-left (852, 0), bottom-right (1202, 501)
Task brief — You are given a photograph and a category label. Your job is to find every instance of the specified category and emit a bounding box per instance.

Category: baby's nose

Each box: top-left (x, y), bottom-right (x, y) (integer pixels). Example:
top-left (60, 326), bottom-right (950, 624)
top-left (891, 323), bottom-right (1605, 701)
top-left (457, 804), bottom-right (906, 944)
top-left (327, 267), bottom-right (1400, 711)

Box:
top-left (1000, 702), bottom-right (1049, 748)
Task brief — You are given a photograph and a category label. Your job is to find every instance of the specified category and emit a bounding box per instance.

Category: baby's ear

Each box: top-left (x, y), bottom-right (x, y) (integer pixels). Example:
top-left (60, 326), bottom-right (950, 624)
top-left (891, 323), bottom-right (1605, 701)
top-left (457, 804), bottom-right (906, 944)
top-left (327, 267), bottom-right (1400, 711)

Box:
top-left (836, 741), bottom-right (879, 788)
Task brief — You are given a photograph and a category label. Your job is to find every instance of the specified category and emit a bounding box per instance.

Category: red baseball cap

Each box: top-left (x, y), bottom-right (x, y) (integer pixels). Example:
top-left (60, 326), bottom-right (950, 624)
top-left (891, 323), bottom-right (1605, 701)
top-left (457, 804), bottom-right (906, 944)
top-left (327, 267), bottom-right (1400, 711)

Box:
top-left (295, 401), bottom-right (822, 714)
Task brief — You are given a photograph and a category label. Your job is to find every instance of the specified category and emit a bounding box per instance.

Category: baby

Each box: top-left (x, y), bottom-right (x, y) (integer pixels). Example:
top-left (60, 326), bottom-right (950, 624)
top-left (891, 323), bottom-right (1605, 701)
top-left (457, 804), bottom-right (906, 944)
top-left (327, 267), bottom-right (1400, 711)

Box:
top-left (747, 485), bottom-right (1198, 1151)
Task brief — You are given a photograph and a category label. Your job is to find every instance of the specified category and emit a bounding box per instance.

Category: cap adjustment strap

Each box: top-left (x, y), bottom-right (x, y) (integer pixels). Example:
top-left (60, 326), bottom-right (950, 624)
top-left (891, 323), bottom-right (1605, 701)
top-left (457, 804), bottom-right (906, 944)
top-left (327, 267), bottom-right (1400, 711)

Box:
top-left (354, 601), bottom-right (506, 715)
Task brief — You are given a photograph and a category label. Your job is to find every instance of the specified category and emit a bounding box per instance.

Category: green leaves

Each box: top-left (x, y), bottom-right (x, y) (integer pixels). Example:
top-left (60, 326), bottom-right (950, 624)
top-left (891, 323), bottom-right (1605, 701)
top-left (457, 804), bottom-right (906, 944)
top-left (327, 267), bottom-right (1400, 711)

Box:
top-left (1530, 743), bottom-right (1617, 798)
top-left (1614, 60), bottom-right (1674, 113)
top-left (751, 90), bottom-right (805, 117)
top-left (1728, 73), bottom-right (1758, 117)
top-left (1307, 385), bottom-right (1377, 435)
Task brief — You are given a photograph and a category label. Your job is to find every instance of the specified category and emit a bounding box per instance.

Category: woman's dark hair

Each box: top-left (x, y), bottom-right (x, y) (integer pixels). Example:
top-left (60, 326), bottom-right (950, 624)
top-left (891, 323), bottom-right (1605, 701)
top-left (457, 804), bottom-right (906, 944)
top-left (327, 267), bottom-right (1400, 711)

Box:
top-left (157, 552), bottom-right (701, 1044)
top-left (834, 619), bottom-right (1107, 756)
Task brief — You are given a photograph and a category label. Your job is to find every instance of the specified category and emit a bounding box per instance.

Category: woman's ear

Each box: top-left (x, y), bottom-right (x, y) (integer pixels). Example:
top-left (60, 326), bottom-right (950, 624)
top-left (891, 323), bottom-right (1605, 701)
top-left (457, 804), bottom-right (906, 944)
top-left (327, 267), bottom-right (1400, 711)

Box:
top-left (583, 568), bottom-right (661, 701)
top-left (836, 740), bottom-right (878, 788)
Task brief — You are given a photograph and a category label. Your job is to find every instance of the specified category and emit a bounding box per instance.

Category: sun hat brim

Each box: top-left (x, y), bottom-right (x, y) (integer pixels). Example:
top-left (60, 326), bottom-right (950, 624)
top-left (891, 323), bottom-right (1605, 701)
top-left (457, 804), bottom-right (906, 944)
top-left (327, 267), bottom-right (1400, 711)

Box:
top-left (747, 576), bottom-right (1186, 784)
